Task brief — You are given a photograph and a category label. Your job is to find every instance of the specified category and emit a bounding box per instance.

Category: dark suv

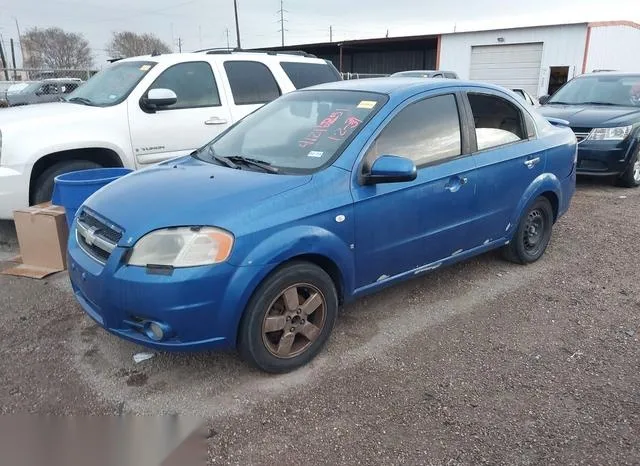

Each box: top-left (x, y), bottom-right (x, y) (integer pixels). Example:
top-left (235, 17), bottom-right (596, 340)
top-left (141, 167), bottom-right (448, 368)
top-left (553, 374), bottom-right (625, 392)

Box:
top-left (538, 72), bottom-right (640, 187)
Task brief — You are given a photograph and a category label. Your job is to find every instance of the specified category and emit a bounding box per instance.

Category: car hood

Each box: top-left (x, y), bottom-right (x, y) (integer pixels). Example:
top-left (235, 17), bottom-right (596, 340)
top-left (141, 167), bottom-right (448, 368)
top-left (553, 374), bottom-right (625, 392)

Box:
top-left (539, 104), bottom-right (640, 127)
top-left (83, 156), bottom-right (312, 243)
top-left (0, 101), bottom-right (106, 128)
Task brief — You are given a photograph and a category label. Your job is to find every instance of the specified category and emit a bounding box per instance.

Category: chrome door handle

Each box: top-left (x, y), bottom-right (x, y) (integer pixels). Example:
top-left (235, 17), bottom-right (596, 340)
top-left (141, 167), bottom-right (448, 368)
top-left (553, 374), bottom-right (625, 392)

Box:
top-left (524, 157), bottom-right (541, 169)
top-left (205, 117), bottom-right (228, 125)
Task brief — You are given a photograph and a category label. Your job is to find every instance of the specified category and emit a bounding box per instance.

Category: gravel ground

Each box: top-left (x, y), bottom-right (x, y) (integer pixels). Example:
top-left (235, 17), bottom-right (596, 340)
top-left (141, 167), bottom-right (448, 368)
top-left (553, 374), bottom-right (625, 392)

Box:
top-left (0, 180), bottom-right (639, 465)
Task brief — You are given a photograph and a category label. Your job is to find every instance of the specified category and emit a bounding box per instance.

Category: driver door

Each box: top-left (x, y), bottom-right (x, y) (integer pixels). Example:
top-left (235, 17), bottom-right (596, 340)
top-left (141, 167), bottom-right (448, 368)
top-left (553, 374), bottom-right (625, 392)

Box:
top-left (128, 61), bottom-right (232, 166)
top-left (351, 92), bottom-right (479, 290)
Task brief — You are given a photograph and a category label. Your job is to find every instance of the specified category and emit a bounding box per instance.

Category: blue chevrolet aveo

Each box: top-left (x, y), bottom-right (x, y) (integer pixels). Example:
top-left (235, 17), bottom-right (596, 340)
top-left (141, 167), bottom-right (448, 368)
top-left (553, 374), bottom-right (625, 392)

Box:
top-left (68, 78), bottom-right (577, 373)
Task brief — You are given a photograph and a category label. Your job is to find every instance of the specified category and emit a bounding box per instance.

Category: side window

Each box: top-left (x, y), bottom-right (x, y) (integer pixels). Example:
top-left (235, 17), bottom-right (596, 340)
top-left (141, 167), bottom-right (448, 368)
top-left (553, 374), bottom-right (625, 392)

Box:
top-left (432, 73), bottom-right (443, 78)
top-left (224, 61), bottom-right (281, 105)
top-left (148, 62), bottom-right (220, 109)
top-left (61, 83), bottom-right (78, 94)
top-left (280, 62), bottom-right (340, 89)
top-left (444, 72), bottom-right (458, 79)
top-left (468, 93), bottom-right (525, 151)
top-left (40, 84), bottom-right (58, 95)
top-left (364, 94), bottom-right (462, 169)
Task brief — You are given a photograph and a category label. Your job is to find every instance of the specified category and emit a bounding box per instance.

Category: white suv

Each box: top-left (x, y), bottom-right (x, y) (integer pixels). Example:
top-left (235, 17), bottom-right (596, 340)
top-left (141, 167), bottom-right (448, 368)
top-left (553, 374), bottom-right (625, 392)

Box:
top-left (0, 50), bottom-right (341, 219)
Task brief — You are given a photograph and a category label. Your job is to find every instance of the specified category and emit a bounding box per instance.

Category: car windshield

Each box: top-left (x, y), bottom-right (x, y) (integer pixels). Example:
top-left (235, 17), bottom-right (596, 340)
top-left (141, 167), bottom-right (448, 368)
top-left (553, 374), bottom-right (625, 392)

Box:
top-left (198, 90), bottom-right (387, 173)
top-left (548, 74), bottom-right (640, 106)
top-left (65, 61), bottom-right (156, 106)
top-left (14, 82), bottom-right (41, 95)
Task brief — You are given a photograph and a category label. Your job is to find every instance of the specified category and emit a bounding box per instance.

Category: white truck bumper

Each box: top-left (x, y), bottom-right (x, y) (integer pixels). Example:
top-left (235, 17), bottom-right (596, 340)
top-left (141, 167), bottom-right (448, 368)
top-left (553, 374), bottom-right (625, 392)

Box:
top-left (0, 165), bottom-right (30, 220)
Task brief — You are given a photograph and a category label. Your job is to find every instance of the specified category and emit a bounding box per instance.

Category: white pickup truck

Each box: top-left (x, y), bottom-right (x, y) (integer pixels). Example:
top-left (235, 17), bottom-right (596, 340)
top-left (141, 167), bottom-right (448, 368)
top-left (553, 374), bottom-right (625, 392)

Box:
top-left (0, 50), bottom-right (341, 219)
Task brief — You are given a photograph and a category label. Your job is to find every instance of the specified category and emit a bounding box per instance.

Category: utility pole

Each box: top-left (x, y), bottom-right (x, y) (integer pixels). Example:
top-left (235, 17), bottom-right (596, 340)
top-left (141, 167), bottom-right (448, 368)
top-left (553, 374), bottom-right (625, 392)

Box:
top-left (233, 0), bottom-right (241, 49)
top-left (277, 0), bottom-right (288, 47)
top-left (225, 28), bottom-right (231, 50)
top-left (330, 25), bottom-right (333, 42)
top-left (0, 34), bottom-right (9, 81)
top-left (176, 37), bottom-right (183, 53)
top-left (10, 39), bottom-right (17, 80)
top-left (14, 17), bottom-right (25, 68)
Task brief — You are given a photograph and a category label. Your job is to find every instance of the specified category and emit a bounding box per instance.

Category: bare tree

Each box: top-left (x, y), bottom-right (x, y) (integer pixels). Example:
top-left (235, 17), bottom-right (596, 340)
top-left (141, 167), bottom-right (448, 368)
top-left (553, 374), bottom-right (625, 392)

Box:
top-left (22, 27), bottom-right (93, 69)
top-left (107, 32), bottom-right (172, 58)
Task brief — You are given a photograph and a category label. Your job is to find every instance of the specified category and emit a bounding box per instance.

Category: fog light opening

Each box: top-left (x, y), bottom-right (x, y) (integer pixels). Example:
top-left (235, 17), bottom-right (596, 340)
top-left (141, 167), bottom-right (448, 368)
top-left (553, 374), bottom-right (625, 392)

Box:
top-left (143, 321), bottom-right (171, 341)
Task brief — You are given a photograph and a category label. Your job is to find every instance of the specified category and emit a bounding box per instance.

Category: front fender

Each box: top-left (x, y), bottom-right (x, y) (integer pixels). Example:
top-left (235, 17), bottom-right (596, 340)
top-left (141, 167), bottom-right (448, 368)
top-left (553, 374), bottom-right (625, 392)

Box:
top-left (507, 173), bottom-right (562, 237)
top-left (235, 225), bottom-right (355, 293)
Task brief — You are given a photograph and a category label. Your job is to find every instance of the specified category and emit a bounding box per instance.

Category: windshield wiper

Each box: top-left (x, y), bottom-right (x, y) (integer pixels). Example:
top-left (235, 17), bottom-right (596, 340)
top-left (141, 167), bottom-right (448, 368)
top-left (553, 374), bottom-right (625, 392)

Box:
top-left (227, 156), bottom-right (279, 174)
top-left (66, 96), bottom-right (94, 106)
top-left (581, 101), bottom-right (617, 106)
top-left (547, 101), bottom-right (573, 105)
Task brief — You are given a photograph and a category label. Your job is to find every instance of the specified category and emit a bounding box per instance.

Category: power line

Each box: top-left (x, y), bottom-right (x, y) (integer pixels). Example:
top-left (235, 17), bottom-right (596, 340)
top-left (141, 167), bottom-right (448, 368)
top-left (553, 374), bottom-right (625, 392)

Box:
top-left (277, 0), bottom-right (288, 47)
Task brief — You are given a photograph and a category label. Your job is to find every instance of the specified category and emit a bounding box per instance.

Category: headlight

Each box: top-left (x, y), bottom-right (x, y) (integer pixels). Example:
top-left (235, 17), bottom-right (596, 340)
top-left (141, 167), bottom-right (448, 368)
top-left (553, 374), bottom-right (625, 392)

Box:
top-left (588, 125), bottom-right (632, 141)
top-left (127, 227), bottom-right (234, 267)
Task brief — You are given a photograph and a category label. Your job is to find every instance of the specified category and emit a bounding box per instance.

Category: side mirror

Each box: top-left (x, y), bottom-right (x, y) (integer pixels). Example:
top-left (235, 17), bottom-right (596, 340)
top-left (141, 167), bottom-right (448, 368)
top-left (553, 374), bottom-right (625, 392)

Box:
top-left (364, 155), bottom-right (417, 184)
top-left (142, 88), bottom-right (178, 111)
top-left (538, 95), bottom-right (551, 105)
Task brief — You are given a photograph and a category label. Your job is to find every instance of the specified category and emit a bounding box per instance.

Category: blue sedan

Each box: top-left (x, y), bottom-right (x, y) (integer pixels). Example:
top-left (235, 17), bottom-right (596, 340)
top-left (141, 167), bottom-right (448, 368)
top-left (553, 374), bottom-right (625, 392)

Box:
top-left (68, 78), bottom-right (577, 373)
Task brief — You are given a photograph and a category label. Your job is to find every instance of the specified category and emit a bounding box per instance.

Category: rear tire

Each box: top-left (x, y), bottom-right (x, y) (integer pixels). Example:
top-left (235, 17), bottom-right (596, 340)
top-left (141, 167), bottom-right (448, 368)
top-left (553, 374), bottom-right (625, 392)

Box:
top-left (616, 150), bottom-right (640, 188)
top-left (238, 261), bottom-right (338, 373)
top-left (32, 160), bottom-right (102, 205)
top-left (503, 197), bottom-right (553, 264)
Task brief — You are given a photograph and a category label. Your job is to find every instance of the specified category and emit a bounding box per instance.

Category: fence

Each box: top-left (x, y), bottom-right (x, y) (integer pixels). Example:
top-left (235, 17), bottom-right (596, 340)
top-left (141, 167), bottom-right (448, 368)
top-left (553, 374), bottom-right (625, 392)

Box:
top-left (341, 72), bottom-right (390, 80)
top-left (0, 68), bottom-right (97, 82)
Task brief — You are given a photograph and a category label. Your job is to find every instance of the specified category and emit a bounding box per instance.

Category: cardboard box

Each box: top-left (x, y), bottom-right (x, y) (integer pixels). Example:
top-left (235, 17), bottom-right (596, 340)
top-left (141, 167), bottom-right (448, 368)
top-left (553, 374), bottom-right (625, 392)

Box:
top-left (1, 203), bottom-right (69, 279)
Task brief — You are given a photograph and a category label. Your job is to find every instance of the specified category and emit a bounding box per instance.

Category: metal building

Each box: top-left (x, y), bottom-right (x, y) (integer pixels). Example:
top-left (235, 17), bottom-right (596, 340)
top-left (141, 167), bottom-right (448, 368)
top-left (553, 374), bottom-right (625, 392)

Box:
top-left (257, 20), bottom-right (640, 98)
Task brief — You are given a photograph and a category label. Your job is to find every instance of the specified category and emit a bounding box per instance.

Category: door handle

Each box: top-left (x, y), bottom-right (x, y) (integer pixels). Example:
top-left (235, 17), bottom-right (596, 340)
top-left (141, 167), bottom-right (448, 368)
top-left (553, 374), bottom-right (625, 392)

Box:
top-left (205, 117), bottom-right (228, 125)
top-left (445, 176), bottom-right (468, 193)
top-left (524, 157), bottom-right (541, 169)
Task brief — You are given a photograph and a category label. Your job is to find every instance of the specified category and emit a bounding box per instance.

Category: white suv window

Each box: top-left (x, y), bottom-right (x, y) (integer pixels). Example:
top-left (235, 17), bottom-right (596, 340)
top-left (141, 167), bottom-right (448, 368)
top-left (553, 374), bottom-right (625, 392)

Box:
top-left (224, 60), bottom-right (281, 105)
top-left (148, 61), bottom-right (221, 110)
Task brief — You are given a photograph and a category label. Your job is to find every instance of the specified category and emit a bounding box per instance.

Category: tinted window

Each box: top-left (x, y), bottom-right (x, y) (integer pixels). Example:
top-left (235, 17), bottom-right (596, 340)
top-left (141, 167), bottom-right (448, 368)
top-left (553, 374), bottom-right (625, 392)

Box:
top-left (40, 83), bottom-right (58, 95)
top-left (224, 61), bottom-right (281, 105)
top-left (468, 93), bottom-right (525, 151)
top-left (365, 94), bottom-right (462, 168)
top-left (149, 62), bottom-right (220, 109)
top-left (280, 62), bottom-right (340, 89)
top-left (61, 83), bottom-right (79, 94)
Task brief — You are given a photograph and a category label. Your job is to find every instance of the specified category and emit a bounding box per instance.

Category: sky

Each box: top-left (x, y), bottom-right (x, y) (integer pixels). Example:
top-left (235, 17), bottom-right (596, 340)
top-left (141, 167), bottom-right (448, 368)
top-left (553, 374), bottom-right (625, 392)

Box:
top-left (1, 0), bottom-right (639, 69)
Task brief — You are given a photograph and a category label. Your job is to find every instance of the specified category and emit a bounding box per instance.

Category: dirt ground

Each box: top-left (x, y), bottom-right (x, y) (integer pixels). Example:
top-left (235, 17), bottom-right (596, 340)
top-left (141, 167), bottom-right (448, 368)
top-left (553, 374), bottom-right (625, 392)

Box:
top-left (0, 180), bottom-right (638, 465)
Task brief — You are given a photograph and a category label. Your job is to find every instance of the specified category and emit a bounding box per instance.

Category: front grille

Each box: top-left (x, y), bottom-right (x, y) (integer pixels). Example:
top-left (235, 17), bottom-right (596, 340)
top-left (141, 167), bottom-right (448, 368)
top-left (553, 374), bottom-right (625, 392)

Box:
top-left (571, 127), bottom-right (592, 143)
top-left (78, 211), bottom-right (122, 243)
top-left (77, 232), bottom-right (110, 262)
top-left (76, 210), bottom-right (122, 264)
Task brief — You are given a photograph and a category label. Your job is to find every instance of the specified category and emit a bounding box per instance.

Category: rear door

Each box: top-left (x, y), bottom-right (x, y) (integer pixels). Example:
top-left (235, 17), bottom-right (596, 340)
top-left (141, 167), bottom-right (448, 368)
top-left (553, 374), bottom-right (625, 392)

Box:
top-left (462, 89), bottom-right (546, 242)
top-left (128, 60), bottom-right (232, 166)
top-left (220, 60), bottom-right (282, 123)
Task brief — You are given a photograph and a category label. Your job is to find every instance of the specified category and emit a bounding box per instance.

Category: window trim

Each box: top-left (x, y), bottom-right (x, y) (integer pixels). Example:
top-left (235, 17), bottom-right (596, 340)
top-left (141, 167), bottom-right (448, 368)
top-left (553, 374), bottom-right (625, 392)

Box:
top-left (462, 90), bottom-right (535, 154)
top-left (140, 61), bottom-right (222, 113)
top-left (223, 60), bottom-right (282, 106)
top-left (357, 90), bottom-right (472, 183)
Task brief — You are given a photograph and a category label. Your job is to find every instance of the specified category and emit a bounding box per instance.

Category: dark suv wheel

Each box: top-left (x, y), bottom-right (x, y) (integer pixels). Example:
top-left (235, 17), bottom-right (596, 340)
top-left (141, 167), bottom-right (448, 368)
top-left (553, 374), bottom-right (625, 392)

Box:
top-left (617, 149), bottom-right (640, 188)
top-left (33, 160), bottom-right (102, 205)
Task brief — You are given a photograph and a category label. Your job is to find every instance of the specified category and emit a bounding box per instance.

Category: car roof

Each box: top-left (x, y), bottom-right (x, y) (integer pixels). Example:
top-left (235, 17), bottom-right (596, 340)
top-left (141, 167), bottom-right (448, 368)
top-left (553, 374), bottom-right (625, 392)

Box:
top-left (576, 71), bottom-right (640, 78)
top-left (117, 51), bottom-right (330, 66)
top-left (306, 77), bottom-right (508, 97)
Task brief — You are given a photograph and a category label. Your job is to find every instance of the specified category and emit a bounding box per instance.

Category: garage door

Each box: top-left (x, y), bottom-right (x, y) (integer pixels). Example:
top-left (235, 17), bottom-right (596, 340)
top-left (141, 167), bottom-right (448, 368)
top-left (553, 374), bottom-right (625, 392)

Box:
top-left (469, 43), bottom-right (543, 97)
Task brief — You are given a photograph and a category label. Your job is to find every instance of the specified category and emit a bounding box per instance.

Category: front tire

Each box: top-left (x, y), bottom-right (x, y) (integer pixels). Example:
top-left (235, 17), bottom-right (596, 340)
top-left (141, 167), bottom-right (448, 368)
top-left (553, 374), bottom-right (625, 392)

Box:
top-left (32, 160), bottom-right (102, 205)
top-left (617, 149), bottom-right (640, 188)
top-left (503, 197), bottom-right (554, 264)
top-left (238, 261), bottom-right (338, 373)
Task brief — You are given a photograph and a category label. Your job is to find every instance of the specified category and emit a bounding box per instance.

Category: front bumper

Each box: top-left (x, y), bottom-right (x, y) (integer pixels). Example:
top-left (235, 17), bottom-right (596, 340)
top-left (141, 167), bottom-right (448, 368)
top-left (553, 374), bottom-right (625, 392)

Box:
top-left (0, 165), bottom-right (30, 219)
top-left (68, 225), bottom-right (262, 351)
top-left (576, 138), bottom-right (639, 176)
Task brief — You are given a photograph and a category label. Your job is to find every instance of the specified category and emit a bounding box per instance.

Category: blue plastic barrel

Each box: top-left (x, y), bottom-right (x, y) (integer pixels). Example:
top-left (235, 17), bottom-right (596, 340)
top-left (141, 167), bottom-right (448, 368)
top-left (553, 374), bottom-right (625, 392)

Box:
top-left (52, 168), bottom-right (133, 228)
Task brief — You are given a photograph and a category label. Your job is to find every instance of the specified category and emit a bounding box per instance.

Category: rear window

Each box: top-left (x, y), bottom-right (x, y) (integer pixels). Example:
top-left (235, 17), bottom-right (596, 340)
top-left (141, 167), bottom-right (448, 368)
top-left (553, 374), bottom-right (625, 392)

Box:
top-left (224, 60), bottom-right (281, 105)
top-left (280, 62), bottom-right (341, 89)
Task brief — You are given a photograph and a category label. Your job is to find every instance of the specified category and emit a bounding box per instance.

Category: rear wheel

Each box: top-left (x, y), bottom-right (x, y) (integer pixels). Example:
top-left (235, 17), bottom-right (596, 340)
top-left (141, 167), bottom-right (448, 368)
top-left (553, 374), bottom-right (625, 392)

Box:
top-left (617, 150), bottom-right (640, 188)
top-left (503, 197), bottom-right (553, 264)
top-left (32, 160), bottom-right (102, 205)
top-left (238, 262), bottom-right (338, 373)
